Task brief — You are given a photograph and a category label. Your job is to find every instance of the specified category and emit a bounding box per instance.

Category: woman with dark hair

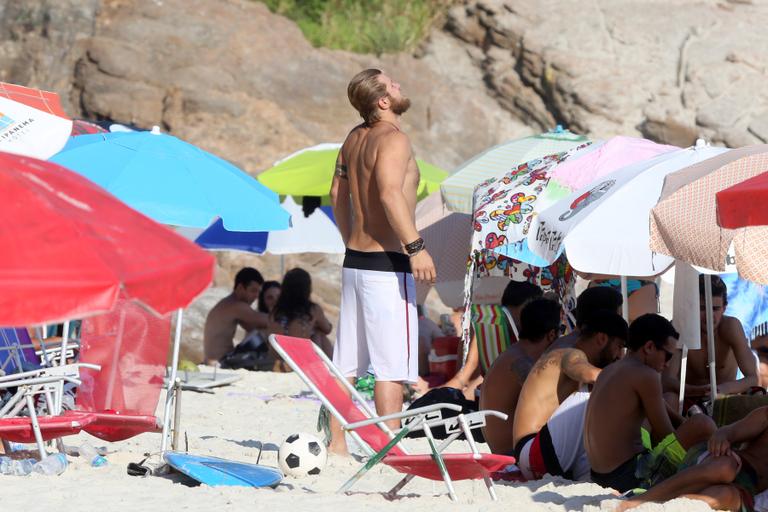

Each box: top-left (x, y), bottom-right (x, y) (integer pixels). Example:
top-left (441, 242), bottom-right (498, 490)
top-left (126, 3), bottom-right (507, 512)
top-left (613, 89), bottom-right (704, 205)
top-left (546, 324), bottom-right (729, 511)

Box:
top-left (258, 281), bottom-right (281, 314)
top-left (269, 268), bottom-right (333, 371)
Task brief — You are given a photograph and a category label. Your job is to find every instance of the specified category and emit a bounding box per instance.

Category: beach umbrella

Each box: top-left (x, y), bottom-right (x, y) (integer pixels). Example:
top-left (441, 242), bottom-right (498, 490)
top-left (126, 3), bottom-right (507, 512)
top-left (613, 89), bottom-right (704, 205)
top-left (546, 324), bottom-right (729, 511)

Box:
top-left (70, 119), bottom-right (108, 136)
top-left (471, 136), bottom-right (678, 266)
top-left (50, 127), bottom-right (290, 231)
top-left (527, 142), bottom-right (727, 276)
top-left (0, 151), bottom-right (214, 326)
top-left (257, 143), bottom-right (448, 200)
top-left (0, 82), bottom-right (73, 159)
top-left (650, 145), bottom-right (768, 283)
top-left (716, 171), bottom-right (768, 229)
top-left (440, 127), bottom-right (589, 214)
top-left (194, 196), bottom-right (344, 254)
top-left (416, 192), bottom-right (575, 312)
top-left (649, 145), bottom-right (768, 405)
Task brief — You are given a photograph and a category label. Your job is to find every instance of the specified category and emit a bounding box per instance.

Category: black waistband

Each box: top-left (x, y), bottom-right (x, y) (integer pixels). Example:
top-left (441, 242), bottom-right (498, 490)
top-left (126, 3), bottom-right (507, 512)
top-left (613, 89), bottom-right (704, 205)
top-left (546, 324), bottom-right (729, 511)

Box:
top-left (513, 432), bottom-right (537, 460)
top-left (343, 249), bottom-right (411, 273)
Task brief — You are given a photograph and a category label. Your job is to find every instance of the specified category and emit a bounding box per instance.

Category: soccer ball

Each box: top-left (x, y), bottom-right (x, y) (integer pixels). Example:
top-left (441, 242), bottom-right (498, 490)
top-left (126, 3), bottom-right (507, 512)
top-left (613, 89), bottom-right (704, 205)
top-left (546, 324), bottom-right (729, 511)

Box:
top-left (278, 433), bottom-right (327, 477)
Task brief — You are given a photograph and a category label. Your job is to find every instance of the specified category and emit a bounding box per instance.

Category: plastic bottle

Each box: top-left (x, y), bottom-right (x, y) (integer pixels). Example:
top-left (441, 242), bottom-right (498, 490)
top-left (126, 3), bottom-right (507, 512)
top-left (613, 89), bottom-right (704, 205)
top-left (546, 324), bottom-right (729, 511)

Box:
top-left (79, 443), bottom-right (108, 467)
top-left (0, 456), bottom-right (35, 476)
top-left (33, 453), bottom-right (68, 476)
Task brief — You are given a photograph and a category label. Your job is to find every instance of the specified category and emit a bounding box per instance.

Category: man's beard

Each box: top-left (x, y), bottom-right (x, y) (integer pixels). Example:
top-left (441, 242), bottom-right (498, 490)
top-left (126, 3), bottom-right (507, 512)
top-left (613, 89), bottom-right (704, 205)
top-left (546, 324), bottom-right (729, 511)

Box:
top-left (390, 95), bottom-right (411, 115)
top-left (597, 346), bottom-right (620, 368)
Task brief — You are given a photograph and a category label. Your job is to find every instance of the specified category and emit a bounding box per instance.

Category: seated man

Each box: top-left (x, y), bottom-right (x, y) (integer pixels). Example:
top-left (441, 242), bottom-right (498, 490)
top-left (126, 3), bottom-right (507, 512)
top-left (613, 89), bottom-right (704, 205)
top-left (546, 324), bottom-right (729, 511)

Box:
top-left (203, 267), bottom-right (268, 365)
top-left (663, 275), bottom-right (759, 410)
top-left (547, 285), bottom-right (623, 352)
top-left (479, 298), bottom-right (561, 455)
top-left (619, 406), bottom-right (768, 512)
top-left (585, 314), bottom-right (716, 493)
top-left (442, 281), bottom-right (543, 397)
top-left (513, 310), bottom-right (628, 480)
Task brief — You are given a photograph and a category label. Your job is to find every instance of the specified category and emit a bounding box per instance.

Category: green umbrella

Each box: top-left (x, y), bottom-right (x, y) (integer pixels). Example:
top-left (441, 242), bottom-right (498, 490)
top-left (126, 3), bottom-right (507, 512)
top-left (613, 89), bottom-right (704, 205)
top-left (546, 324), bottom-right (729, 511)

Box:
top-left (258, 143), bottom-right (448, 200)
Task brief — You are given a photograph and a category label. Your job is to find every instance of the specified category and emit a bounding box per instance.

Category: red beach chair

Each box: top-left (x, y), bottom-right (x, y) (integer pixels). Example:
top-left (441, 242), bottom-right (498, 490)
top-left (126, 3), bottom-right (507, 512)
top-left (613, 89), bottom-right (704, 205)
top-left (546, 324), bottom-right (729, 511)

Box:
top-left (269, 334), bottom-right (515, 501)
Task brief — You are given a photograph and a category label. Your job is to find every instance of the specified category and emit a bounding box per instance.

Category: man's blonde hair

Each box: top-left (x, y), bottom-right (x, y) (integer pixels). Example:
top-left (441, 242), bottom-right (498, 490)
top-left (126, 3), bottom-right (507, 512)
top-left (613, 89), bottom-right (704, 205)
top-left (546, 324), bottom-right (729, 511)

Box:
top-left (347, 69), bottom-right (388, 125)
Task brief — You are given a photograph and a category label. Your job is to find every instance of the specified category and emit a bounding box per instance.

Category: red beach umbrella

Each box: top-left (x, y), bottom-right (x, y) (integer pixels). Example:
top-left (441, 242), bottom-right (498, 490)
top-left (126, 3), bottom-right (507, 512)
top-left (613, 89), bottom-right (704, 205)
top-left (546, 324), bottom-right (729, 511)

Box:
top-left (716, 171), bottom-right (768, 229)
top-left (0, 151), bottom-right (215, 326)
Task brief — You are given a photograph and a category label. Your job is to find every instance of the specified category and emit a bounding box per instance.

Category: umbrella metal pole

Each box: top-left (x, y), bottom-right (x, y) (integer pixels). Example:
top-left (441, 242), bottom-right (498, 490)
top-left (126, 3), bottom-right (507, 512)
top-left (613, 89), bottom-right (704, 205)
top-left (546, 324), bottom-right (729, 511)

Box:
top-left (620, 276), bottom-right (629, 322)
top-left (704, 275), bottom-right (718, 406)
top-left (59, 321), bottom-right (70, 367)
top-left (161, 308), bottom-right (183, 453)
top-left (678, 345), bottom-right (688, 415)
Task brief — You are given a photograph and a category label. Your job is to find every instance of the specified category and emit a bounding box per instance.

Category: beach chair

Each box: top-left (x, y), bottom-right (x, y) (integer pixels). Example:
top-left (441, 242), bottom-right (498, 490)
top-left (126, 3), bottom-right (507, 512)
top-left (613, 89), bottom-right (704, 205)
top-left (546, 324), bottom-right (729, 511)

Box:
top-left (269, 334), bottom-right (515, 501)
top-left (74, 297), bottom-right (170, 441)
top-left (471, 304), bottom-right (518, 375)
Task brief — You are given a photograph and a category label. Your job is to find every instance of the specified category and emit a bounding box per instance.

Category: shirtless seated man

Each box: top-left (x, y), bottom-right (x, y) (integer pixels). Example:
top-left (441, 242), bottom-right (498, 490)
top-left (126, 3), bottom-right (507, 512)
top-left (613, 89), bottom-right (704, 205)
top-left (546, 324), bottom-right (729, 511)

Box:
top-left (663, 275), bottom-right (759, 410)
top-left (512, 310), bottom-right (628, 480)
top-left (203, 267), bottom-right (268, 365)
top-left (479, 298), bottom-right (561, 455)
top-left (585, 314), bottom-right (716, 493)
top-left (619, 406), bottom-right (768, 512)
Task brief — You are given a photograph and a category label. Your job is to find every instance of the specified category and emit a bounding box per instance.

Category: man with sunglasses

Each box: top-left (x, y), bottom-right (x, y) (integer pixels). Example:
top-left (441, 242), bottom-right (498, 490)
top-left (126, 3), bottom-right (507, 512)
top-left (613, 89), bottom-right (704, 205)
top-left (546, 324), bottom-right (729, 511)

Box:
top-left (585, 314), bottom-right (716, 493)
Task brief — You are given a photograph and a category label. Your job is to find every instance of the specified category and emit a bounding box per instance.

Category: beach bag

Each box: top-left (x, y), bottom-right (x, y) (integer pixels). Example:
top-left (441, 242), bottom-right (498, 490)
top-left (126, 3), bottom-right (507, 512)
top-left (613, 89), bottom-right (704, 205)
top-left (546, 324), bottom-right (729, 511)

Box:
top-left (219, 337), bottom-right (269, 371)
top-left (404, 387), bottom-right (483, 442)
top-left (712, 389), bottom-right (768, 426)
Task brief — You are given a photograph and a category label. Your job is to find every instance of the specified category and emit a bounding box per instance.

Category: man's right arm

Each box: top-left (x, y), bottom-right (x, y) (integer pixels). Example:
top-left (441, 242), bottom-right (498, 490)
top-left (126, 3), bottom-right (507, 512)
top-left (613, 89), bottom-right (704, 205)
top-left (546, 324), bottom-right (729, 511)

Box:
top-left (561, 349), bottom-right (601, 385)
top-left (236, 304), bottom-right (268, 332)
top-left (638, 372), bottom-right (676, 444)
top-left (709, 406), bottom-right (768, 456)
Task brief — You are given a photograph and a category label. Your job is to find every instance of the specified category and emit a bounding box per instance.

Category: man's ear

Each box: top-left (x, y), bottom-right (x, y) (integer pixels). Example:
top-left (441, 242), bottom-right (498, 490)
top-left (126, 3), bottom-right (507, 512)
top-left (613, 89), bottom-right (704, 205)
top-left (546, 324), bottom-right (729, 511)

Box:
top-left (378, 94), bottom-right (390, 111)
top-left (644, 340), bottom-right (655, 354)
top-left (595, 332), bottom-right (608, 348)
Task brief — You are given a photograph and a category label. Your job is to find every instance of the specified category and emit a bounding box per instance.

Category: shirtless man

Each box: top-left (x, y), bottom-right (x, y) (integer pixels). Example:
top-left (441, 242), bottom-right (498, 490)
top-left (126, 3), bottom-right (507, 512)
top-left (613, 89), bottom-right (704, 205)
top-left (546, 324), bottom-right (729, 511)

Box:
top-left (512, 310), bottom-right (628, 480)
top-left (664, 275), bottom-right (759, 409)
top-left (203, 267), bottom-right (267, 365)
top-left (479, 298), bottom-right (561, 455)
top-left (329, 69), bottom-right (436, 454)
top-left (619, 406), bottom-right (768, 512)
top-left (585, 314), bottom-right (716, 493)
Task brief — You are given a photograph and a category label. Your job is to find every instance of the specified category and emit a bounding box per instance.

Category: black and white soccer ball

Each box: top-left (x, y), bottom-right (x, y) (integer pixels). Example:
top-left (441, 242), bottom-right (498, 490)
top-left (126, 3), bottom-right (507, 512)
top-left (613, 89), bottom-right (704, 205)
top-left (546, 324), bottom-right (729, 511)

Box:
top-left (278, 433), bottom-right (327, 477)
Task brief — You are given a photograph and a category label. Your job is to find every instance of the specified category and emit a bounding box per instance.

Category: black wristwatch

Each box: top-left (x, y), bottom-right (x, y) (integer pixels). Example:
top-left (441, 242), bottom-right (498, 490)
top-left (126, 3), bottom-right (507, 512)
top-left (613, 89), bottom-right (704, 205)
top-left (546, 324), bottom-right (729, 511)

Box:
top-left (405, 237), bottom-right (425, 256)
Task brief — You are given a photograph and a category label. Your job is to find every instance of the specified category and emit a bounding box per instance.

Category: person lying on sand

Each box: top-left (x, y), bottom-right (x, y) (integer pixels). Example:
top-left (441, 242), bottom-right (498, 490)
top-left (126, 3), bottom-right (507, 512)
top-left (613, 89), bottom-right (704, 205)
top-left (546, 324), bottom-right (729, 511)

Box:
top-left (512, 310), bottom-right (628, 480)
top-left (663, 275), bottom-right (759, 413)
top-left (585, 314), bottom-right (716, 493)
top-left (618, 406), bottom-right (768, 512)
top-left (479, 298), bottom-right (561, 455)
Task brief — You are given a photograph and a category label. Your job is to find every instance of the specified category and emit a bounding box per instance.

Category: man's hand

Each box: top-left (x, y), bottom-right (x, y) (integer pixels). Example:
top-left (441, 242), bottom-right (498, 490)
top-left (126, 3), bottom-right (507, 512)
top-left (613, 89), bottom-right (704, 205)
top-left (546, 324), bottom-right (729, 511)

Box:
top-left (708, 427), bottom-right (732, 457)
top-left (410, 249), bottom-right (436, 283)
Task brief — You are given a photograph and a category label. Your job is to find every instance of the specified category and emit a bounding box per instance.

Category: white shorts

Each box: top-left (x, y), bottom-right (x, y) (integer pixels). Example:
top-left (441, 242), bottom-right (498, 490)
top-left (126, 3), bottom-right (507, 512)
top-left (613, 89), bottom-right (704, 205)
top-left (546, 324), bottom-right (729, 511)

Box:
top-left (333, 250), bottom-right (418, 384)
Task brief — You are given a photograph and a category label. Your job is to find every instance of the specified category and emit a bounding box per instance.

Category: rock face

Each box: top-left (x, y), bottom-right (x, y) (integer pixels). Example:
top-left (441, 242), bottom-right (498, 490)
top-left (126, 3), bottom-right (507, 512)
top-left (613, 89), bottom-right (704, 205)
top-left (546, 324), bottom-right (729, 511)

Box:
top-left (4, 0), bottom-right (768, 360)
top-left (446, 0), bottom-right (768, 147)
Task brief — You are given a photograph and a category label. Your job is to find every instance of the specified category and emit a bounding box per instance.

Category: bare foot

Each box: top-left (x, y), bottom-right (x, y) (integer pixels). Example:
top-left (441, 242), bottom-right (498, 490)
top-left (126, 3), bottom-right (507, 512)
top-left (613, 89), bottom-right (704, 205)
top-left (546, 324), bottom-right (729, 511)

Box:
top-left (327, 438), bottom-right (350, 457)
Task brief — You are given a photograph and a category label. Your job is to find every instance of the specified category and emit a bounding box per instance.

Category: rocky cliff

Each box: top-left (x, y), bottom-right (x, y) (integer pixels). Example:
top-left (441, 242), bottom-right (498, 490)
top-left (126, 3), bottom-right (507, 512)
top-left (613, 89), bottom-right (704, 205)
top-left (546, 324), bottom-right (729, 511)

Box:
top-left (2, 0), bottom-right (766, 360)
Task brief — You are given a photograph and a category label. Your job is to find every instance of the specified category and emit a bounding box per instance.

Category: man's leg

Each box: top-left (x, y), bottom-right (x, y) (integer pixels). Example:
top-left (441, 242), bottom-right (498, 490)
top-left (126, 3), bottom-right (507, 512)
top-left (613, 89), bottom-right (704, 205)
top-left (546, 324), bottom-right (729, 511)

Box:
top-left (676, 413), bottom-right (717, 449)
top-left (328, 377), bottom-right (356, 456)
top-left (374, 380), bottom-right (404, 431)
top-left (617, 455), bottom-right (739, 511)
top-left (681, 485), bottom-right (743, 512)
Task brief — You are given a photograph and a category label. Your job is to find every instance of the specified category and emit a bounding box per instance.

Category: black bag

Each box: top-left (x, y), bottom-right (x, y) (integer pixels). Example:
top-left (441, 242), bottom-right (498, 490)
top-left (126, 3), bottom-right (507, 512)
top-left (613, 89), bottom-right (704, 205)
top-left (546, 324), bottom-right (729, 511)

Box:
top-left (404, 387), bottom-right (484, 442)
top-left (219, 338), bottom-right (269, 371)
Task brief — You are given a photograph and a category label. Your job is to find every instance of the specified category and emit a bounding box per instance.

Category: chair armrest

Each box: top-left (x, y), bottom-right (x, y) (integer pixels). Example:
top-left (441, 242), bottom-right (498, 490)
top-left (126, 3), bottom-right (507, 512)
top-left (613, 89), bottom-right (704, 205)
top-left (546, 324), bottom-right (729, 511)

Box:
top-left (404, 409), bottom-right (508, 435)
top-left (343, 402), bottom-right (462, 431)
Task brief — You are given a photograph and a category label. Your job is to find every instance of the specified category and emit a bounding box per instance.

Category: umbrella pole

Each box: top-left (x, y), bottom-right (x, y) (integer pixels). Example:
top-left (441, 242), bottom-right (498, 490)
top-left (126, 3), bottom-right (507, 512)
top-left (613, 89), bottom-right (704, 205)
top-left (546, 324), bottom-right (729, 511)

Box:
top-left (678, 345), bottom-right (688, 415)
top-left (161, 308), bottom-right (183, 453)
top-left (59, 321), bottom-right (70, 367)
top-left (703, 275), bottom-right (718, 406)
top-left (620, 276), bottom-right (629, 322)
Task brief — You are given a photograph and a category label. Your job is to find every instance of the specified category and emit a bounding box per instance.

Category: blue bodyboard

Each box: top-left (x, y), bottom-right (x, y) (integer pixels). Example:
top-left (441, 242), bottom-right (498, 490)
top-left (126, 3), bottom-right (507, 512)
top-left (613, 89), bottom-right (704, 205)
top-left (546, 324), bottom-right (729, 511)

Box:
top-left (164, 451), bottom-right (283, 488)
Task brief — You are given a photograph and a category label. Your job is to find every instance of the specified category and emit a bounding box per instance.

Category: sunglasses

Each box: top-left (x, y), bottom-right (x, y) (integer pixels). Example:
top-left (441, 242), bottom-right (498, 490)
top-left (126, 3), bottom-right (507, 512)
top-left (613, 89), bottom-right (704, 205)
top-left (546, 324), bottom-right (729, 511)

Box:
top-left (659, 346), bottom-right (674, 362)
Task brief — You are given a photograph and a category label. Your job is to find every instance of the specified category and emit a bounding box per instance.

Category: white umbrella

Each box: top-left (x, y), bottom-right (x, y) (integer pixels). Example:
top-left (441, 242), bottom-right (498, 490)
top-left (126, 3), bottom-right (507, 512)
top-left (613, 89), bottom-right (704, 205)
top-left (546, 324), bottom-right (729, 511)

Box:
top-left (527, 141), bottom-right (729, 276)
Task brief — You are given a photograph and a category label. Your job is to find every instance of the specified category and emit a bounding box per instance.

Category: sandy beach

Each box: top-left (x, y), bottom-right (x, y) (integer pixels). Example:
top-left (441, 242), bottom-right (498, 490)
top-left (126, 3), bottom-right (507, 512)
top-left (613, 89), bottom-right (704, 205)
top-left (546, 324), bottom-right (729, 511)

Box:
top-left (2, 369), bottom-right (717, 512)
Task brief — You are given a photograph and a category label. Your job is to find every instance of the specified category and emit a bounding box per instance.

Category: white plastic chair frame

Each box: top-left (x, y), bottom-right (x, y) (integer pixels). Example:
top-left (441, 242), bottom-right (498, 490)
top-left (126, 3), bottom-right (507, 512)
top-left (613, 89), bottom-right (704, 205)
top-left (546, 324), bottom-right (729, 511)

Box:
top-left (0, 363), bottom-right (100, 459)
top-left (269, 334), bottom-right (508, 501)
